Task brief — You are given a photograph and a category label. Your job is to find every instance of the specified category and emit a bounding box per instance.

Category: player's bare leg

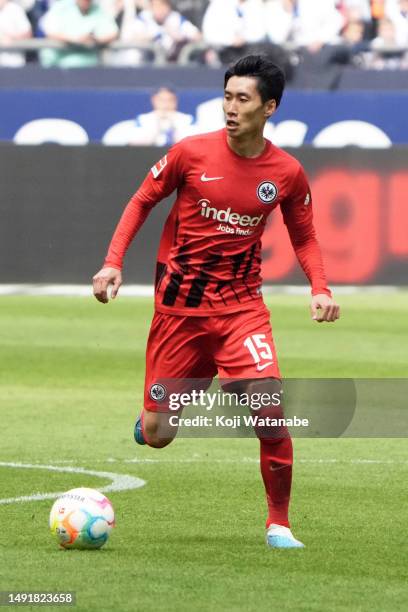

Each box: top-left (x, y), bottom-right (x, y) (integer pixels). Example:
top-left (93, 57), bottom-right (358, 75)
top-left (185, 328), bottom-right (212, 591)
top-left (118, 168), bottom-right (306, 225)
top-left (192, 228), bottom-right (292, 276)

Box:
top-left (134, 409), bottom-right (180, 448)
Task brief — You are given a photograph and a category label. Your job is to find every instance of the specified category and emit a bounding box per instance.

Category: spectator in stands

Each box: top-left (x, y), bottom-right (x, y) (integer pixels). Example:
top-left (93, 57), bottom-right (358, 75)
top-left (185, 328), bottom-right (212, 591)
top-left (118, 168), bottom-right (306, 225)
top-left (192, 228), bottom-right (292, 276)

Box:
top-left (123, 0), bottom-right (201, 62)
top-left (39, 0), bottom-right (118, 68)
top-left (25, 1), bottom-right (50, 36)
top-left (202, 0), bottom-right (293, 71)
top-left (99, 0), bottom-right (148, 22)
top-left (371, 0), bottom-right (386, 21)
top-left (130, 86), bottom-right (194, 145)
top-left (131, 87), bottom-right (193, 147)
top-left (264, 0), bottom-right (296, 45)
top-left (368, 15), bottom-right (408, 65)
top-left (372, 14), bottom-right (401, 46)
top-left (386, 0), bottom-right (408, 45)
top-left (329, 17), bottom-right (370, 65)
top-left (339, 0), bottom-right (371, 20)
top-left (340, 17), bottom-right (366, 46)
top-left (103, 84), bottom-right (194, 145)
top-left (0, 0), bottom-right (32, 66)
top-left (202, 0), bottom-right (265, 50)
top-left (13, 0), bottom-right (35, 20)
top-left (370, 0), bottom-right (387, 36)
top-left (14, 0), bottom-right (35, 19)
top-left (202, 0), bottom-right (243, 54)
top-left (293, 0), bottom-right (345, 52)
top-left (103, 0), bottom-right (148, 65)
top-left (339, 0), bottom-right (373, 37)
top-left (235, 0), bottom-right (266, 44)
top-left (171, 0), bottom-right (209, 28)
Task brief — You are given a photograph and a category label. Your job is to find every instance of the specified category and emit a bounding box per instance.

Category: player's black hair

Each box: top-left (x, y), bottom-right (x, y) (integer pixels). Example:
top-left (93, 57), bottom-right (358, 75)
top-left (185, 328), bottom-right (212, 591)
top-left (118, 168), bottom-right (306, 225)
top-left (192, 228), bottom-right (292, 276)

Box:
top-left (224, 55), bottom-right (286, 107)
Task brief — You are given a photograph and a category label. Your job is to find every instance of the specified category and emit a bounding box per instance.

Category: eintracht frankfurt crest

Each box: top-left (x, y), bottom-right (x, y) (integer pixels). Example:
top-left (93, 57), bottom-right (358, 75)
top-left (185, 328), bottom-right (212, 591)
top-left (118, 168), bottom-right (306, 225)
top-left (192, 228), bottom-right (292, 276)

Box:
top-left (149, 383), bottom-right (167, 402)
top-left (257, 181), bottom-right (278, 204)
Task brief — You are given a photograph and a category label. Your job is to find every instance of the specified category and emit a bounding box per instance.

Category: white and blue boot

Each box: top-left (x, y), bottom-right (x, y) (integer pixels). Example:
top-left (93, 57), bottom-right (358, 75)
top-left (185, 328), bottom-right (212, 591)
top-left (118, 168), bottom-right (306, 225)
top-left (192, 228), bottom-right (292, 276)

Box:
top-left (134, 416), bottom-right (146, 446)
top-left (266, 524), bottom-right (305, 549)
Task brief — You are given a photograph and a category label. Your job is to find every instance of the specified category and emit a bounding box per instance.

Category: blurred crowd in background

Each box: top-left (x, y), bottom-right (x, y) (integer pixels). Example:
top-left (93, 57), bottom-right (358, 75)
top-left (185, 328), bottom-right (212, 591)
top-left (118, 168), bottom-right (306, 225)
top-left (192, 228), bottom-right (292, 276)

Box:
top-left (0, 0), bottom-right (408, 69)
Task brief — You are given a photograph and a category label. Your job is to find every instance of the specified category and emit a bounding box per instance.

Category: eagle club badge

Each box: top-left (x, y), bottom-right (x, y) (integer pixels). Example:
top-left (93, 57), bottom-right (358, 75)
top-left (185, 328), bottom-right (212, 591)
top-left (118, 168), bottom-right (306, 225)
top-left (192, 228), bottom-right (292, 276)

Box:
top-left (257, 181), bottom-right (278, 204)
top-left (149, 383), bottom-right (167, 402)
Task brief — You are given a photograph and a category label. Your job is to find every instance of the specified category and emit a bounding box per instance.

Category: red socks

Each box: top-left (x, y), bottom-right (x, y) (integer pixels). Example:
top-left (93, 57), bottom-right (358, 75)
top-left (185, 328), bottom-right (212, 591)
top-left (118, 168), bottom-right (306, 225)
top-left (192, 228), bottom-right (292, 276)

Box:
top-left (260, 435), bottom-right (293, 528)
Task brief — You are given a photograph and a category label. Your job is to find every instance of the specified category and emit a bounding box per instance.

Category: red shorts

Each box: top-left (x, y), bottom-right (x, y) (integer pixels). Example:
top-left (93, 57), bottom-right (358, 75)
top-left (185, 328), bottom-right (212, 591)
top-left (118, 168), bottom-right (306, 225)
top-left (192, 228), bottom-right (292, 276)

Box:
top-left (144, 304), bottom-right (281, 412)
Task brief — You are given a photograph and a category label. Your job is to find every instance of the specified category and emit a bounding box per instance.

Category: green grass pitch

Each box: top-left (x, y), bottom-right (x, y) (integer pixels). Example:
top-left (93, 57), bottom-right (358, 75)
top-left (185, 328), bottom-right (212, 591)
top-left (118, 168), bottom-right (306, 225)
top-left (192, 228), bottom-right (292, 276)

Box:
top-left (0, 293), bottom-right (407, 612)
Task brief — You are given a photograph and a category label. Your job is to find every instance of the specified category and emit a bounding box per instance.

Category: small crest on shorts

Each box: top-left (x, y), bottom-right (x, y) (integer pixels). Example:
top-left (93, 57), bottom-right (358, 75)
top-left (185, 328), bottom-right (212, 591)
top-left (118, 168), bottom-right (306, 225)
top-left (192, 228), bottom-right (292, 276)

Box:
top-left (257, 181), bottom-right (278, 204)
top-left (304, 193), bottom-right (311, 206)
top-left (149, 383), bottom-right (167, 402)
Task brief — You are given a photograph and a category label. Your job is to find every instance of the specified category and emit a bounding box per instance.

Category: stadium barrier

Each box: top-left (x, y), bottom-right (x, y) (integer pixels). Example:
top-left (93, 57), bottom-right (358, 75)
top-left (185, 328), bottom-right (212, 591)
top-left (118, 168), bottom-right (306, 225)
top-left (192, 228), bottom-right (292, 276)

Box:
top-left (3, 39), bottom-right (408, 66)
top-left (1, 144), bottom-right (407, 285)
top-left (0, 39), bottom-right (167, 64)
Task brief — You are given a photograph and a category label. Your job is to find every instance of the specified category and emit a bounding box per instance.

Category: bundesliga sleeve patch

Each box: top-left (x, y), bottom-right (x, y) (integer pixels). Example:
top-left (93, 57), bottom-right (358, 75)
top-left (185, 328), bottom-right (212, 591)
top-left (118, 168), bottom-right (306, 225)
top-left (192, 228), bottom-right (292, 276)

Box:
top-left (151, 155), bottom-right (168, 179)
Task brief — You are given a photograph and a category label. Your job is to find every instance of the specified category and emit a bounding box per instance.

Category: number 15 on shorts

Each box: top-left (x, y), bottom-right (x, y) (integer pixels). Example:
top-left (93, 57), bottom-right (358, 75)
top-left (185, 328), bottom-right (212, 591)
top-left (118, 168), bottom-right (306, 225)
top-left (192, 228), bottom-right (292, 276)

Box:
top-left (244, 334), bottom-right (274, 372)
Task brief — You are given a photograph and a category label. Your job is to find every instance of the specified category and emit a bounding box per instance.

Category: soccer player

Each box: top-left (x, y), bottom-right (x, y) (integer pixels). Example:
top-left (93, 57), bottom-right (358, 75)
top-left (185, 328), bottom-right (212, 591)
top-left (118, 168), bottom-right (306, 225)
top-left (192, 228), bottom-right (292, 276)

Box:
top-left (93, 55), bottom-right (340, 549)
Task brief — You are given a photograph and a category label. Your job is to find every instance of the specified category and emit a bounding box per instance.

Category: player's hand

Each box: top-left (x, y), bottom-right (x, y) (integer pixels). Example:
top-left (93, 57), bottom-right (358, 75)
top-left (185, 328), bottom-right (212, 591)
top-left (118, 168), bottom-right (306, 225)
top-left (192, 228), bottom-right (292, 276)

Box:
top-left (92, 267), bottom-right (122, 304)
top-left (310, 294), bottom-right (340, 323)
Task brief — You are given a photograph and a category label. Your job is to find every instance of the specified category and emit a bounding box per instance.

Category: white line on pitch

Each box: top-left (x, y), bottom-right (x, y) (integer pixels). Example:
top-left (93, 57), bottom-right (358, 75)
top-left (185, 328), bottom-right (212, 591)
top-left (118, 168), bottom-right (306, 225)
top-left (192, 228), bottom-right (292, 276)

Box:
top-left (124, 457), bottom-right (408, 465)
top-left (10, 457), bottom-right (408, 466)
top-left (0, 462), bottom-right (146, 505)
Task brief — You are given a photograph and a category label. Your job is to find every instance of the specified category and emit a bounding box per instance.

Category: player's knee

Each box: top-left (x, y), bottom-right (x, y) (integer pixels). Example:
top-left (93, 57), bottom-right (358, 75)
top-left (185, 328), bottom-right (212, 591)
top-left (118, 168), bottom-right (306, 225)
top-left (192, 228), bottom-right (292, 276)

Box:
top-left (143, 424), bottom-right (175, 449)
top-left (142, 410), bottom-right (178, 448)
top-left (238, 378), bottom-right (289, 440)
top-left (145, 436), bottom-right (174, 449)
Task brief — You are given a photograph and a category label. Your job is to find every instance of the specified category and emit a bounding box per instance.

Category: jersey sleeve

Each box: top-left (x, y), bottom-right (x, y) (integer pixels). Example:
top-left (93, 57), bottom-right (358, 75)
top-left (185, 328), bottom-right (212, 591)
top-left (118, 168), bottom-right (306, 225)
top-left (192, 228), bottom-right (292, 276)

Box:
top-left (280, 164), bottom-right (331, 297)
top-left (103, 143), bottom-right (185, 270)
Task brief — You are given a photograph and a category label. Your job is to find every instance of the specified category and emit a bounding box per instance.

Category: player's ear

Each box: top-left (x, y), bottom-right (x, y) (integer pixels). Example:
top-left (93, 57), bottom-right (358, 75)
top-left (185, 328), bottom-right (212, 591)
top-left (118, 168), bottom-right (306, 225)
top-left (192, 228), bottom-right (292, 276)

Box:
top-left (264, 99), bottom-right (276, 119)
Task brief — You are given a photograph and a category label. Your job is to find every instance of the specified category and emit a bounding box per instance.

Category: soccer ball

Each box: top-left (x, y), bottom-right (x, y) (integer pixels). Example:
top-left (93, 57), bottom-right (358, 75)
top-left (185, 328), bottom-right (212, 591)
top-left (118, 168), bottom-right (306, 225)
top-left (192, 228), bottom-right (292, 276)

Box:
top-left (49, 487), bottom-right (115, 550)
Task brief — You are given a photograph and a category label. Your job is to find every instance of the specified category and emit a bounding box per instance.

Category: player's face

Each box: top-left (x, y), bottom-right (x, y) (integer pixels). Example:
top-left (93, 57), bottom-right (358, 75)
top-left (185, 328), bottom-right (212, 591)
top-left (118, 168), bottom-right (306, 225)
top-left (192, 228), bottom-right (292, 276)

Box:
top-left (223, 76), bottom-right (276, 139)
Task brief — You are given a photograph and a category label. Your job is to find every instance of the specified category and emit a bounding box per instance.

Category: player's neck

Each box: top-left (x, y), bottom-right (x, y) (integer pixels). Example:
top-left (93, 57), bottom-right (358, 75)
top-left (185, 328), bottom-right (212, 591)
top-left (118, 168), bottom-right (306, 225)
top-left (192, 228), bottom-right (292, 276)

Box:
top-left (226, 133), bottom-right (267, 158)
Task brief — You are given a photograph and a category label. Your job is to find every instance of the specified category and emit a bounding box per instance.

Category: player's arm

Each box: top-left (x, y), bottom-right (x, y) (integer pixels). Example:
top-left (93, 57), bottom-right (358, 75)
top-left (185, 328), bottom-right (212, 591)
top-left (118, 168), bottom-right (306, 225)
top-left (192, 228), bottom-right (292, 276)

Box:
top-left (281, 165), bottom-right (340, 323)
top-left (93, 147), bottom-right (184, 303)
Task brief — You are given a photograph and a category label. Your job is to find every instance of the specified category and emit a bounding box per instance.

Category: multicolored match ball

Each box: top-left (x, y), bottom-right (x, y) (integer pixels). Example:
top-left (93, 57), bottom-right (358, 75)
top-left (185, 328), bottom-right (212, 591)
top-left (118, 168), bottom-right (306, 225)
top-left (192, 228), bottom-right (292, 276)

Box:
top-left (49, 487), bottom-right (115, 550)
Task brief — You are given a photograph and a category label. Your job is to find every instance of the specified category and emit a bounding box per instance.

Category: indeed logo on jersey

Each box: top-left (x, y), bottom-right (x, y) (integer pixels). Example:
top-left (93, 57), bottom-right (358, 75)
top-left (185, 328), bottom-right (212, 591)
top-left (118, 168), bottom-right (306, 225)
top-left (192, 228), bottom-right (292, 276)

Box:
top-left (199, 199), bottom-right (264, 233)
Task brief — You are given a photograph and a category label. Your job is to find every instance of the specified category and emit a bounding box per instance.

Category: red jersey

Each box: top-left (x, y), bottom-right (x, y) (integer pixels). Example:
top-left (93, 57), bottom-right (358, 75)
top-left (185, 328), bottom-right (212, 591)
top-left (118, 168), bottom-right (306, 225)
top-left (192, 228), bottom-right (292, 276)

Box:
top-left (104, 129), bottom-right (331, 316)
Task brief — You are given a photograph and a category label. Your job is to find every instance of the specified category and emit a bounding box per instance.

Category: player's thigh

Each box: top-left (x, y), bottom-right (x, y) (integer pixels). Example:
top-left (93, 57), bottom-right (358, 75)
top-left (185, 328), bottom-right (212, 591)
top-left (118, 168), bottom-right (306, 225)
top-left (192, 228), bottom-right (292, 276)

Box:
top-left (215, 304), bottom-right (281, 381)
top-left (214, 308), bottom-right (288, 439)
top-left (144, 312), bottom-right (217, 414)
